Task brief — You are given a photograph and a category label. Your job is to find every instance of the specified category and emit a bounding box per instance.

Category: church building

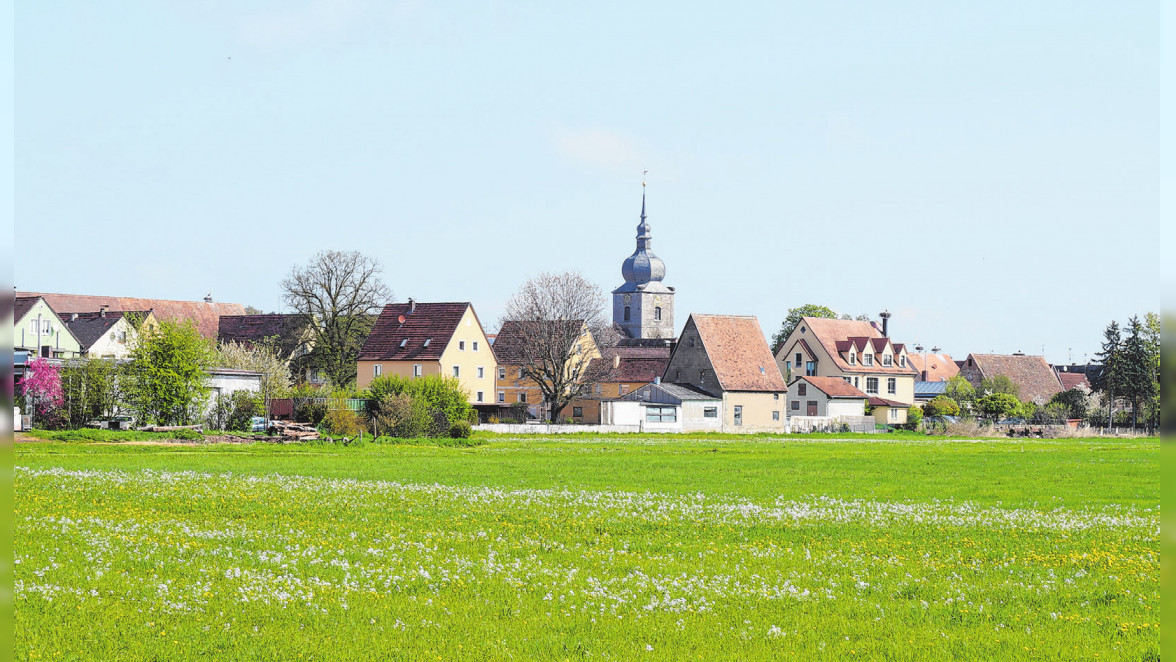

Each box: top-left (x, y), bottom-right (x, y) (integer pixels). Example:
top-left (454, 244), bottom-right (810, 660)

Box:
top-left (612, 187), bottom-right (675, 341)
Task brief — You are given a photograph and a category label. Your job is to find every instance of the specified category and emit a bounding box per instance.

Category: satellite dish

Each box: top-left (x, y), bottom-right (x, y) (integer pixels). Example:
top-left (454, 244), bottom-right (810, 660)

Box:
top-left (398, 315), bottom-right (406, 324)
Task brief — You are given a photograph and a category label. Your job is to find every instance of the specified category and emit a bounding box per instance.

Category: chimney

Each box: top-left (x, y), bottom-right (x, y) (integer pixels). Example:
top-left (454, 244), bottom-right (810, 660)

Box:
top-left (654, 376), bottom-right (661, 385)
top-left (71, 313), bottom-right (78, 321)
top-left (99, 305), bottom-right (109, 318)
top-left (408, 298), bottom-right (416, 313)
top-left (204, 293), bottom-right (213, 303)
top-left (879, 310), bottom-right (891, 337)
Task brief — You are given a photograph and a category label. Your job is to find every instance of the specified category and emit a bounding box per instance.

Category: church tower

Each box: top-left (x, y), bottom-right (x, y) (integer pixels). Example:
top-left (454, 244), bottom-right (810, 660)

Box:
top-left (612, 185), bottom-right (675, 340)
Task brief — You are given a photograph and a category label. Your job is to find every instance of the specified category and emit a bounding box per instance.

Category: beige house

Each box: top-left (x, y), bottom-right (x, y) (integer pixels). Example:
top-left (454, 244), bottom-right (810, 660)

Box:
top-left (356, 300), bottom-right (497, 407)
top-left (664, 314), bottom-right (787, 432)
top-left (787, 376), bottom-right (868, 418)
top-left (774, 316), bottom-right (918, 406)
top-left (64, 309), bottom-right (158, 359)
top-left (491, 320), bottom-right (601, 420)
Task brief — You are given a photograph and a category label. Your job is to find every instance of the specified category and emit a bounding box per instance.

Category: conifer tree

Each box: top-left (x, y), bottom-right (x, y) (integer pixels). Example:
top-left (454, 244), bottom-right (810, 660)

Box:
top-left (1090, 320), bottom-right (1122, 428)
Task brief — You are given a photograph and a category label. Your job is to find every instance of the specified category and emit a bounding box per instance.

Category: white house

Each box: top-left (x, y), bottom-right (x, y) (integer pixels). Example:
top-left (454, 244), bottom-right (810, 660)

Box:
top-left (603, 381), bottom-right (722, 433)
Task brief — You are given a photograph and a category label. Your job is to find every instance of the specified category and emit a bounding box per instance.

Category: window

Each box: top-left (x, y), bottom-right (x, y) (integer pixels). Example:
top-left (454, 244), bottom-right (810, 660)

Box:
top-left (459, 340), bottom-right (466, 351)
top-left (477, 366), bottom-right (485, 379)
top-left (688, 337), bottom-right (695, 347)
top-left (889, 409), bottom-right (900, 422)
top-left (733, 406), bottom-right (743, 426)
top-left (899, 355), bottom-right (906, 367)
top-left (887, 378), bottom-right (897, 395)
top-left (848, 353), bottom-right (856, 365)
top-left (498, 391), bottom-right (506, 403)
top-left (373, 364), bottom-right (382, 377)
top-left (773, 393), bottom-right (780, 401)
top-left (476, 391), bottom-right (484, 403)
top-left (704, 407), bottom-right (718, 418)
top-left (797, 383), bottom-right (807, 396)
top-left (883, 355), bottom-right (892, 367)
top-left (772, 411), bottom-right (780, 422)
top-left (423, 338), bottom-right (431, 347)
top-left (619, 384), bottom-right (629, 395)
top-left (594, 384), bottom-right (602, 396)
top-left (864, 354), bottom-right (874, 366)
top-left (791, 401), bottom-right (800, 410)
top-left (414, 364), bottom-right (422, 377)
top-left (866, 377), bottom-right (879, 394)
top-left (518, 393), bottom-right (527, 403)
top-left (645, 406), bottom-right (677, 423)
top-left (453, 365), bottom-right (460, 378)
top-left (805, 361), bottom-right (816, 377)
top-left (473, 341), bottom-right (479, 351)
top-left (498, 367), bottom-right (506, 380)
top-left (675, 369), bottom-right (681, 380)
top-left (518, 368), bottom-right (524, 379)
top-left (795, 352), bottom-right (802, 366)
top-left (29, 320), bottom-right (39, 334)
top-left (854, 377), bottom-right (860, 388)
top-left (785, 360), bottom-right (792, 373)
top-left (654, 307), bottom-right (662, 321)
top-left (573, 407), bottom-right (583, 417)
top-left (843, 377), bottom-right (852, 383)
top-left (624, 306), bottom-right (631, 321)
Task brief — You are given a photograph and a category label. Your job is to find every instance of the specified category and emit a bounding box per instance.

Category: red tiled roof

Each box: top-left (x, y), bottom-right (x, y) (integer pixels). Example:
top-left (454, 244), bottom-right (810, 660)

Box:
top-left (797, 317), bottom-right (918, 376)
top-left (1057, 372), bottom-right (1090, 391)
top-left (960, 353), bottom-right (1064, 404)
top-left (907, 353), bottom-right (960, 382)
top-left (358, 302), bottom-right (472, 361)
top-left (218, 314), bottom-right (308, 357)
top-left (868, 397), bottom-right (906, 407)
top-left (593, 346), bottom-right (671, 384)
top-left (692, 314), bottom-right (787, 392)
top-left (799, 376), bottom-right (868, 398)
top-left (18, 291), bottom-right (244, 339)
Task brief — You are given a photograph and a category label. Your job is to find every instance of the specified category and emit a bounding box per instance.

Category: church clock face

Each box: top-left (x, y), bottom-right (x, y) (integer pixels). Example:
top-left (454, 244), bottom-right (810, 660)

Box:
top-left (654, 296), bottom-right (662, 305)
top-left (623, 294), bottom-right (632, 304)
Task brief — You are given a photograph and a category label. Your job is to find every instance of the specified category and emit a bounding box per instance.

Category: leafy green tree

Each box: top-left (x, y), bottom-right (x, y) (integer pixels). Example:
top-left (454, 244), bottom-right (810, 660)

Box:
top-left (977, 393), bottom-right (1020, 421)
top-left (904, 405), bottom-right (923, 430)
top-left (979, 375), bottom-right (1020, 400)
top-left (368, 375), bottom-right (472, 431)
top-left (59, 359), bottom-right (125, 428)
top-left (945, 376), bottom-right (977, 412)
top-left (1090, 320), bottom-right (1123, 428)
top-left (125, 320), bottom-right (215, 425)
top-left (1048, 388), bottom-right (1090, 421)
top-left (923, 395), bottom-right (960, 418)
top-left (770, 305), bottom-right (837, 354)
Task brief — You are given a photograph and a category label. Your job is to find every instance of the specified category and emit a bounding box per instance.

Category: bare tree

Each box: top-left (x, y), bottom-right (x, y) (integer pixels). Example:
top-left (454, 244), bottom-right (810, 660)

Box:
top-left (500, 271), bottom-right (611, 422)
top-left (281, 250), bottom-right (392, 387)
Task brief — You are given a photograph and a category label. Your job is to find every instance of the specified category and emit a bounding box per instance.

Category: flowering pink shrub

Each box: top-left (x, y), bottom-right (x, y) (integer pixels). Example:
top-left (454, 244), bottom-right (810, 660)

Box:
top-left (22, 357), bottom-right (64, 418)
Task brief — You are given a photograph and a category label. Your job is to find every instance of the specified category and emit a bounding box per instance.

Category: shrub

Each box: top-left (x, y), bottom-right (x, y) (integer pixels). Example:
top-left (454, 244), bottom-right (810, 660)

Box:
top-left (923, 395), bottom-right (960, 418)
top-left (904, 406), bottom-right (923, 431)
top-left (368, 375), bottom-right (472, 428)
top-left (322, 406), bottom-right (365, 438)
top-left (372, 394), bottom-right (433, 438)
top-left (294, 401), bottom-right (328, 426)
top-left (449, 420), bottom-right (472, 439)
top-left (172, 428), bottom-right (204, 441)
top-left (207, 391), bottom-right (260, 431)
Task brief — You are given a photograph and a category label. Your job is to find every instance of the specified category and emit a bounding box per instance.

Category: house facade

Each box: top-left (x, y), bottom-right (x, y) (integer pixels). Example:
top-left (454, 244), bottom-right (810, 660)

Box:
top-left (492, 320), bottom-right (600, 420)
top-left (602, 381), bottom-right (722, 432)
top-left (63, 310), bottom-right (156, 359)
top-left (664, 314), bottom-right (787, 432)
top-left (773, 317), bottom-right (918, 406)
top-left (787, 376), bottom-right (868, 418)
top-left (356, 301), bottom-right (497, 407)
top-left (15, 296), bottom-right (82, 359)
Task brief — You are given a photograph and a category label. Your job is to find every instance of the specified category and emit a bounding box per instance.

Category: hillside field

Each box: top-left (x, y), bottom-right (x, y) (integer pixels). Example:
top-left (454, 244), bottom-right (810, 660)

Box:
top-left (15, 435), bottom-right (1159, 660)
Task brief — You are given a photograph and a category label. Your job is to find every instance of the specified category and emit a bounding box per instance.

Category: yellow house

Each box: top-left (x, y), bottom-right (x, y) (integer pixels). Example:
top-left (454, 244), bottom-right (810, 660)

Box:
top-left (565, 345), bottom-right (671, 423)
top-left (492, 320), bottom-right (601, 421)
top-left (773, 316), bottom-right (918, 424)
top-left (356, 301), bottom-right (497, 407)
top-left (664, 314), bottom-right (787, 432)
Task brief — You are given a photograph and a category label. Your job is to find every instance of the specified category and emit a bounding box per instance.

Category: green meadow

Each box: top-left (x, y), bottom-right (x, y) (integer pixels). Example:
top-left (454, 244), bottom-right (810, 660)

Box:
top-left (15, 435), bottom-right (1159, 660)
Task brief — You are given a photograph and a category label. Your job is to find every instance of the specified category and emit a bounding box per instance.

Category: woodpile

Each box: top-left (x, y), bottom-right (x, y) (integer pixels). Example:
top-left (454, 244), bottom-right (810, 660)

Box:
top-left (137, 424), bottom-right (203, 432)
top-left (266, 420), bottom-right (320, 441)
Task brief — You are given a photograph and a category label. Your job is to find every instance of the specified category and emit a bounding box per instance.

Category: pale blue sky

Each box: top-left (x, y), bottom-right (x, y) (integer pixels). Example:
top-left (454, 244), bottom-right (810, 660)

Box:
top-left (14, 1), bottom-right (1162, 365)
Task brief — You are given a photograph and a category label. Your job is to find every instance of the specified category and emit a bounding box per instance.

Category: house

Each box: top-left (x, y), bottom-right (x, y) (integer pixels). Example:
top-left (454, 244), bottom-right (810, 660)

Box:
top-left (868, 397), bottom-right (910, 426)
top-left (63, 309), bottom-right (157, 359)
top-left (787, 376), bottom-right (868, 418)
top-left (564, 345), bottom-right (672, 424)
top-left (773, 316), bottom-right (919, 406)
top-left (957, 353), bottom-right (1064, 405)
top-left (15, 296), bottom-right (82, 360)
top-left (907, 352), bottom-right (959, 382)
top-left (914, 380), bottom-right (948, 403)
top-left (18, 291), bottom-right (245, 339)
top-left (663, 314), bottom-right (787, 432)
top-left (1053, 364), bottom-right (1093, 392)
top-left (218, 313), bottom-right (323, 384)
top-left (601, 380), bottom-right (722, 432)
top-left (355, 300), bottom-right (497, 408)
top-left (491, 319), bottom-right (601, 421)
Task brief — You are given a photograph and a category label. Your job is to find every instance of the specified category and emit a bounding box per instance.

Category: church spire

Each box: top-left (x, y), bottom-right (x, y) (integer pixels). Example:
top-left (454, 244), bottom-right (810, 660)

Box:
top-left (636, 181), bottom-right (651, 251)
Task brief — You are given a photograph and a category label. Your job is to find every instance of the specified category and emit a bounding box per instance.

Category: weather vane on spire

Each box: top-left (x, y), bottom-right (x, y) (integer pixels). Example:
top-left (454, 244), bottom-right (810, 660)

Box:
top-left (642, 170), bottom-right (647, 187)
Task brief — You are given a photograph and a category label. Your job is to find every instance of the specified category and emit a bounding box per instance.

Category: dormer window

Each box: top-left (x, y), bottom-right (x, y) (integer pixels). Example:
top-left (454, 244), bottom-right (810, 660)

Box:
top-left (883, 355), bottom-right (892, 367)
top-left (423, 338), bottom-right (431, 347)
top-left (399, 339), bottom-right (408, 348)
top-left (848, 353), bottom-right (856, 365)
top-left (900, 355), bottom-right (906, 367)
top-left (864, 354), bottom-right (874, 366)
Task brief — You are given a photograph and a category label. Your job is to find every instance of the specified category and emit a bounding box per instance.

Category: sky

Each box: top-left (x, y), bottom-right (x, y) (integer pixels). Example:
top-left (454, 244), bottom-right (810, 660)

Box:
top-left (13, 1), bottom-right (1164, 366)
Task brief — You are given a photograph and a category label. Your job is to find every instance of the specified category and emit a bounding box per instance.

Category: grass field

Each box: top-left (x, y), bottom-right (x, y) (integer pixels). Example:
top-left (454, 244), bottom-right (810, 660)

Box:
top-left (15, 435), bottom-right (1159, 660)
